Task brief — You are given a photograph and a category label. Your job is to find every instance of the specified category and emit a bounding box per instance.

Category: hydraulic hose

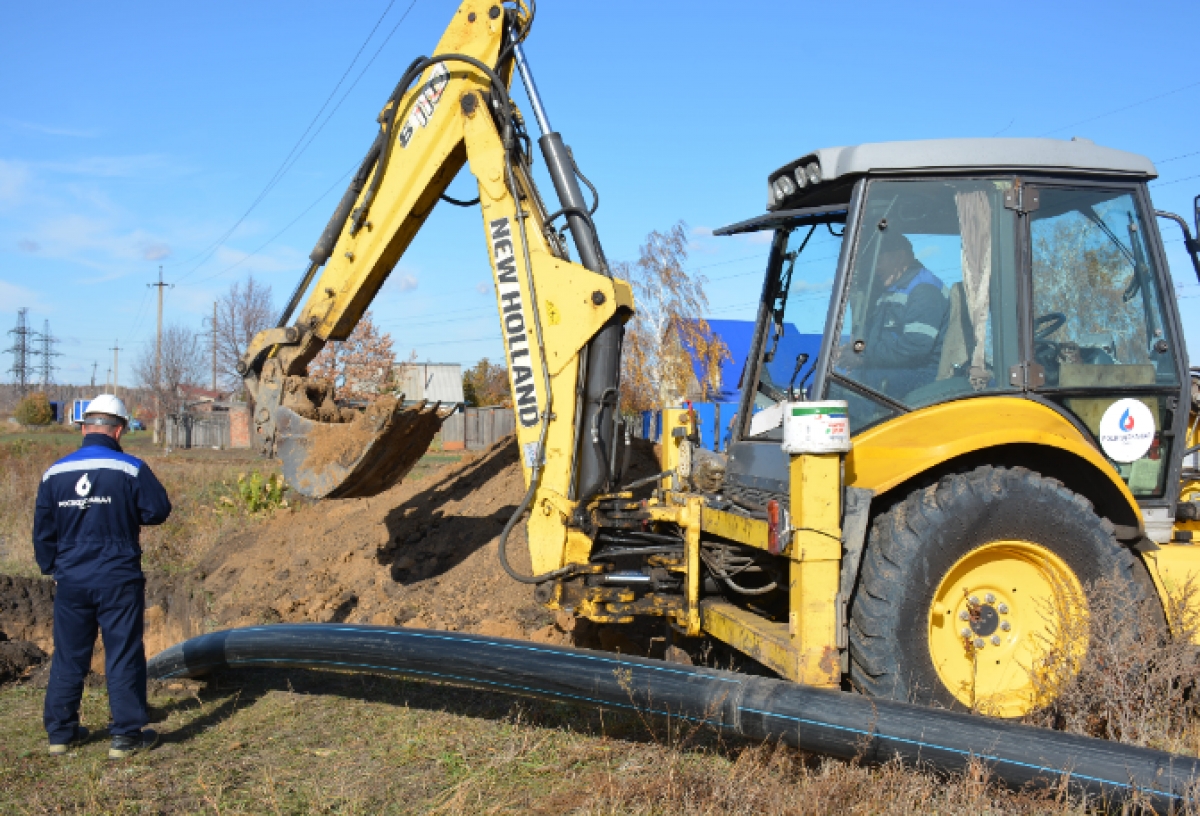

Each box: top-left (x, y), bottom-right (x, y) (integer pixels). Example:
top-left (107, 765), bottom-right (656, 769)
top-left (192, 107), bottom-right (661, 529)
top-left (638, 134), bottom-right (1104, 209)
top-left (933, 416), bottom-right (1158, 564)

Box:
top-left (149, 624), bottom-right (1200, 810)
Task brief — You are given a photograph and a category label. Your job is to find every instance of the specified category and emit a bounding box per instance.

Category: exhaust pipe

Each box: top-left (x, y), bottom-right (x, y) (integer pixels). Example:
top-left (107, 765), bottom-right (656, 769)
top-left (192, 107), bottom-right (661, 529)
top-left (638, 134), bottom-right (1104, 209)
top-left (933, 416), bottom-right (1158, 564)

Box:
top-left (149, 625), bottom-right (1198, 809)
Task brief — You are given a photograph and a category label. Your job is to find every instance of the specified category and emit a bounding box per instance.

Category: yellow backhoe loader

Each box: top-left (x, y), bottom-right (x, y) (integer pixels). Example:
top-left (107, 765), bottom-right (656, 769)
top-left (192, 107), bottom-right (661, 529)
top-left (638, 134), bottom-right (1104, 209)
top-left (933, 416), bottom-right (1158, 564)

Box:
top-left (238, 0), bottom-right (1200, 716)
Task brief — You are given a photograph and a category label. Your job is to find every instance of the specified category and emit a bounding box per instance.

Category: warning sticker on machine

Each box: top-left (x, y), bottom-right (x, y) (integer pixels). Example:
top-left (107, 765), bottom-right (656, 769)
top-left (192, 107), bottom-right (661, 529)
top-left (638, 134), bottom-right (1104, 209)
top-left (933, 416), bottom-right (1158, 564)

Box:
top-left (398, 63), bottom-right (450, 148)
top-left (1098, 398), bottom-right (1156, 463)
top-left (489, 217), bottom-right (540, 428)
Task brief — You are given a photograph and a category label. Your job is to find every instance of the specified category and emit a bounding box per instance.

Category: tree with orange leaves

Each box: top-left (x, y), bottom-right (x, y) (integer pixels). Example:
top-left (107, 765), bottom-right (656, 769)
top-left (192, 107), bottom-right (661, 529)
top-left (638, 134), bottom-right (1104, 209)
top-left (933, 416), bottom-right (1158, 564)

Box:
top-left (309, 310), bottom-right (396, 400)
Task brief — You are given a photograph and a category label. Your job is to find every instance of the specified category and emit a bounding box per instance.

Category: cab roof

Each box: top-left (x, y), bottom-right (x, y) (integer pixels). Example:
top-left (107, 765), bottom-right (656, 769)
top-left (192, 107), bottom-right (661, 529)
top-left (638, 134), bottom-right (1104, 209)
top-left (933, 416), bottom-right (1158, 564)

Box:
top-left (764, 137), bottom-right (1158, 211)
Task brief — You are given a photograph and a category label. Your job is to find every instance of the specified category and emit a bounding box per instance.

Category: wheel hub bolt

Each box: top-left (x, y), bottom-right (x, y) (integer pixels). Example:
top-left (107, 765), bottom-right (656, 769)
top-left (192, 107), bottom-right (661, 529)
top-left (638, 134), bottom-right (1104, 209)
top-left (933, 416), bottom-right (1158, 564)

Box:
top-left (985, 593), bottom-right (996, 603)
top-left (969, 596), bottom-right (980, 605)
top-left (959, 611), bottom-right (969, 621)
top-left (1000, 621), bottom-right (1011, 632)
top-left (960, 627), bottom-right (972, 637)
top-left (998, 603), bottom-right (1009, 614)
top-left (991, 635), bottom-right (1001, 645)
top-left (974, 638), bottom-right (985, 649)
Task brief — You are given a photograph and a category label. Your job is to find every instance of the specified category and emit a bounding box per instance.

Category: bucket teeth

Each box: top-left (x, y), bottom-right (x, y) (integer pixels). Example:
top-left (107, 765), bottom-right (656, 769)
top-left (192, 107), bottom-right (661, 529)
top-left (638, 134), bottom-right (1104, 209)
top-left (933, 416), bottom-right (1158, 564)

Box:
top-left (275, 396), bottom-right (456, 499)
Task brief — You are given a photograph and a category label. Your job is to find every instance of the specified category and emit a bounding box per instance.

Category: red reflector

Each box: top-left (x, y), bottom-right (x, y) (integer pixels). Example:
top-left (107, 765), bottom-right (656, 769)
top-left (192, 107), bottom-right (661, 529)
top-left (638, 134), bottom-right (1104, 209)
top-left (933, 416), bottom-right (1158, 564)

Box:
top-left (767, 499), bottom-right (782, 555)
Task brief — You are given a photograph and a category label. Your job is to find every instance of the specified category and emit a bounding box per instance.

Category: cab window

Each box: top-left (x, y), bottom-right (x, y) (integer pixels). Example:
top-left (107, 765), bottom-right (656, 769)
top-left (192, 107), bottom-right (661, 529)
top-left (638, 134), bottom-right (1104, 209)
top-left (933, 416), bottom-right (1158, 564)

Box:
top-left (832, 179), bottom-right (1021, 412)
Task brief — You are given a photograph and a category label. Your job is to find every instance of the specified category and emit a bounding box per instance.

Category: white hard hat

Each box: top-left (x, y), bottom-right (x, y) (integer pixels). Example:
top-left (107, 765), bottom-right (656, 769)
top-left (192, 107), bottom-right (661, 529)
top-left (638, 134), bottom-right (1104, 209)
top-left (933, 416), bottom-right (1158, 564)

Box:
top-left (83, 394), bottom-right (131, 426)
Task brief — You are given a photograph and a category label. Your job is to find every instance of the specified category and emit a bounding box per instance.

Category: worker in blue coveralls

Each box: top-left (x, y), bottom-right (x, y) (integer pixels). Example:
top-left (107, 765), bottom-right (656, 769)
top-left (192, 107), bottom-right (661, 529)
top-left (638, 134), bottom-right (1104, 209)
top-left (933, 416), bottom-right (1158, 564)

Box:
top-left (856, 231), bottom-right (949, 400)
top-left (34, 394), bottom-right (171, 758)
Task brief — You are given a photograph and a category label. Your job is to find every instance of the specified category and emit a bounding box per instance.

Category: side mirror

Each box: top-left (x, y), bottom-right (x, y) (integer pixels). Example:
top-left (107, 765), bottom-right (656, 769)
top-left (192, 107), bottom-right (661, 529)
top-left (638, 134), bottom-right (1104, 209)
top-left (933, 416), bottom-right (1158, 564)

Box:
top-left (1155, 208), bottom-right (1200, 285)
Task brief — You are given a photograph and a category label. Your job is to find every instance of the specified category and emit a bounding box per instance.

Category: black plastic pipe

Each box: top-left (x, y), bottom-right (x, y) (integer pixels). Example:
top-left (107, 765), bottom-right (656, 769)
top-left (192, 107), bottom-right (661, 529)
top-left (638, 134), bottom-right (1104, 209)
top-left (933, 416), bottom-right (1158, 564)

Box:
top-left (149, 625), bottom-right (1199, 809)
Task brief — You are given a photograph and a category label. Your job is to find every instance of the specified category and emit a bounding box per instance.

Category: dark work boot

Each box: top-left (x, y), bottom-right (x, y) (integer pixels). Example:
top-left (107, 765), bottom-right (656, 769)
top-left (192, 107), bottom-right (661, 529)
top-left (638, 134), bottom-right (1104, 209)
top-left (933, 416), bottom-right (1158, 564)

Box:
top-left (48, 725), bottom-right (90, 756)
top-left (108, 728), bottom-right (158, 759)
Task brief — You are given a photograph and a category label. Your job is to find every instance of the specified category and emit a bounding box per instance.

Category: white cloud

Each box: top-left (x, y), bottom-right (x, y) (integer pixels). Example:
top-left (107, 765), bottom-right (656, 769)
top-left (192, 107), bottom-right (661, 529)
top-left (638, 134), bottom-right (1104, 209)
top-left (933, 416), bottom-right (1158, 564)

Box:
top-left (0, 279), bottom-right (50, 313)
top-left (0, 159), bottom-right (30, 209)
top-left (738, 230), bottom-right (774, 245)
top-left (394, 274), bottom-right (418, 292)
top-left (6, 120), bottom-right (100, 139)
top-left (40, 154), bottom-right (188, 179)
top-left (141, 243), bottom-right (172, 261)
top-left (475, 281), bottom-right (490, 294)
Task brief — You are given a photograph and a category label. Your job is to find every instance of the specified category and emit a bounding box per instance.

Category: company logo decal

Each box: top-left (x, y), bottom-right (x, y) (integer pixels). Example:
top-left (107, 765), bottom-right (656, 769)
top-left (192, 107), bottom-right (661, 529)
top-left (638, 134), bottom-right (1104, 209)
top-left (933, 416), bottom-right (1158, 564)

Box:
top-left (398, 63), bottom-right (450, 149)
top-left (489, 217), bottom-right (540, 428)
top-left (75, 473), bottom-right (91, 497)
top-left (1120, 409), bottom-right (1135, 431)
top-left (1098, 399), bottom-right (1156, 463)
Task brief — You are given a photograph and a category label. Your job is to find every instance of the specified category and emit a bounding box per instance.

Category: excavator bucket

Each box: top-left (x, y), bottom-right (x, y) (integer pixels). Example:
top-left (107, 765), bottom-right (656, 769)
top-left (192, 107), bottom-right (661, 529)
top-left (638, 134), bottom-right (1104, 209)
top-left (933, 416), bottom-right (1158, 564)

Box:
top-left (274, 396), bottom-right (456, 500)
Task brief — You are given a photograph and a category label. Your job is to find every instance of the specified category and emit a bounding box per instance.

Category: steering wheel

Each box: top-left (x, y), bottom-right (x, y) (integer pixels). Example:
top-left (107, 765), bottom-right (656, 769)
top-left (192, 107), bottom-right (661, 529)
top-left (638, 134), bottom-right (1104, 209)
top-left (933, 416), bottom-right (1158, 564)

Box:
top-left (1034, 312), bottom-right (1067, 340)
top-left (1033, 312), bottom-right (1067, 373)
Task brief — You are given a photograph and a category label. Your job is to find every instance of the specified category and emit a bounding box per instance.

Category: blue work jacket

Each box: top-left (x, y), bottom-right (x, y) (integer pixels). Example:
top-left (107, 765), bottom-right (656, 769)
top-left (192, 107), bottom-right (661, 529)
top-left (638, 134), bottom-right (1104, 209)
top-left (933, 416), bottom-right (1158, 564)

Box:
top-left (33, 434), bottom-right (172, 586)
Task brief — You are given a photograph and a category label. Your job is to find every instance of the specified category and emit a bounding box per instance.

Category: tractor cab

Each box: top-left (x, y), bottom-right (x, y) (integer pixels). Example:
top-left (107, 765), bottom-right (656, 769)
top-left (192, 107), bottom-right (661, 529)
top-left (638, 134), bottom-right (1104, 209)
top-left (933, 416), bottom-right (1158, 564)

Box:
top-left (716, 138), bottom-right (1198, 542)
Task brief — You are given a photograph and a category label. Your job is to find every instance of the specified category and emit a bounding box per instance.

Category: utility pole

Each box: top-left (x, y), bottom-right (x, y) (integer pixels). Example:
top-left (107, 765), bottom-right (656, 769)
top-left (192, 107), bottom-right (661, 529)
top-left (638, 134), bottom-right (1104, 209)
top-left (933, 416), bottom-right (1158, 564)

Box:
top-left (38, 319), bottom-right (60, 387)
top-left (105, 367), bottom-right (112, 393)
top-left (110, 340), bottom-right (121, 399)
top-left (5, 308), bottom-right (35, 397)
top-left (149, 266), bottom-right (173, 443)
top-left (90, 361), bottom-right (97, 389)
top-left (212, 301), bottom-right (218, 393)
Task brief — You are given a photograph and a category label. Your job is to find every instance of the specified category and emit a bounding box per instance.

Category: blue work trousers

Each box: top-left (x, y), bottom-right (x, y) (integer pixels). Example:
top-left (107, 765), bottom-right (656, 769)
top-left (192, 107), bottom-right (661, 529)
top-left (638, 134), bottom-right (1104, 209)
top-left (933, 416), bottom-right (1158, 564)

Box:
top-left (44, 579), bottom-right (147, 743)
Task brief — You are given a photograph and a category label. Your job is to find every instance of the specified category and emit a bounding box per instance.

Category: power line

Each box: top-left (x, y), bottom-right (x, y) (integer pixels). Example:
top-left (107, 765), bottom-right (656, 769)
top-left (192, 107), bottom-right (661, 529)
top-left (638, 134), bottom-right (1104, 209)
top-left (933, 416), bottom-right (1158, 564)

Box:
top-left (1039, 79), bottom-right (1200, 137)
top-left (171, 0), bottom-right (417, 285)
top-left (1158, 150), bottom-right (1200, 165)
top-left (1152, 173), bottom-right (1200, 188)
top-left (180, 162), bottom-right (358, 287)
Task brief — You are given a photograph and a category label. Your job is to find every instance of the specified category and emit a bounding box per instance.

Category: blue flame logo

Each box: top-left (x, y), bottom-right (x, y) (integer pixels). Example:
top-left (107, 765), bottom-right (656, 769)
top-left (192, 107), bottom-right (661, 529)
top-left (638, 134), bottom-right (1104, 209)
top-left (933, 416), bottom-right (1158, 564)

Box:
top-left (1120, 408), bottom-right (1135, 432)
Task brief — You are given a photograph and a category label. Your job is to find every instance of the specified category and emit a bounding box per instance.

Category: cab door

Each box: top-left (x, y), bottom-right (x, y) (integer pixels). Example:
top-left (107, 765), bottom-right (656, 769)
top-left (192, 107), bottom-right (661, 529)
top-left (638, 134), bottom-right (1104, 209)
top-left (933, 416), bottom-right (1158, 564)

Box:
top-left (1023, 181), bottom-right (1187, 528)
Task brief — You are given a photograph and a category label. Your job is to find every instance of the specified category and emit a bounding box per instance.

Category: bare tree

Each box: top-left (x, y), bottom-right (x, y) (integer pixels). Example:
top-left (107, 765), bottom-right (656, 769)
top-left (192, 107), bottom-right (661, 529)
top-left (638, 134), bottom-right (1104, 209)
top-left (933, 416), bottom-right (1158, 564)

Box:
top-left (620, 222), bottom-right (730, 413)
top-left (216, 275), bottom-right (274, 396)
top-left (133, 324), bottom-right (206, 428)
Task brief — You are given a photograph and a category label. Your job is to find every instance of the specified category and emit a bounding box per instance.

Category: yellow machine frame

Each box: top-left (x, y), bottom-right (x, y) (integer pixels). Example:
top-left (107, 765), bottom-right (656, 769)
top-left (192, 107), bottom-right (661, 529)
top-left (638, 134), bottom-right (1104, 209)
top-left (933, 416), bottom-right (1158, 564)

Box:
top-left (240, 0), bottom-right (1200, 706)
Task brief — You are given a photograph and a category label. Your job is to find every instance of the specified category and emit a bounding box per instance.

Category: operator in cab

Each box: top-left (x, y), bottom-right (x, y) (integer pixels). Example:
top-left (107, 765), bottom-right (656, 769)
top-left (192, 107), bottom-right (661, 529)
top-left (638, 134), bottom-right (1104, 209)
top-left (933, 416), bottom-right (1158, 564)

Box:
top-left (33, 395), bottom-right (171, 759)
top-left (857, 232), bottom-right (949, 399)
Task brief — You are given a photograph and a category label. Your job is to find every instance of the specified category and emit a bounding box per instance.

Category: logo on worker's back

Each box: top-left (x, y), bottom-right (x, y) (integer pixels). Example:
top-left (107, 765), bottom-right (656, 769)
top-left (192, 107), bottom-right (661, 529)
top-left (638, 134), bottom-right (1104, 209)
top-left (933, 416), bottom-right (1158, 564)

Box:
top-left (1099, 399), bottom-right (1156, 463)
top-left (75, 474), bottom-right (91, 497)
top-left (489, 217), bottom-right (540, 428)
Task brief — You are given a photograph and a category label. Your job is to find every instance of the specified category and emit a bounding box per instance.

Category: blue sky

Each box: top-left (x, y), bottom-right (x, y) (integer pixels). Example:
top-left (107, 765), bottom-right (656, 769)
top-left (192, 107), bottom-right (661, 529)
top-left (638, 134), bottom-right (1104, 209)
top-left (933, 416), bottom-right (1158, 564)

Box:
top-left (2, 0), bottom-right (1198, 388)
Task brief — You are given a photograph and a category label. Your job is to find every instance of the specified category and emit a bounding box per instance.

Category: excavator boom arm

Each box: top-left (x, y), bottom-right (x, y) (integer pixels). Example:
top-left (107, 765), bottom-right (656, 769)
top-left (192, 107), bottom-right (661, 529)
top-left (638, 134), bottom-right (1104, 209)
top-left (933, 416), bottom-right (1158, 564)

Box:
top-left (240, 0), bottom-right (631, 581)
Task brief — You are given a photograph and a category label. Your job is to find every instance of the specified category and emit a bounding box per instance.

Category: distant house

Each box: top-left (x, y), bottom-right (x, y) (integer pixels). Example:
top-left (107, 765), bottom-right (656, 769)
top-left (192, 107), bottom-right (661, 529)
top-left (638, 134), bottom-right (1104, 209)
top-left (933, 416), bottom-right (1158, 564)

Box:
top-left (393, 362), bottom-right (464, 406)
top-left (676, 319), bottom-right (823, 404)
top-left (176, 384), bottom-right (231, 412)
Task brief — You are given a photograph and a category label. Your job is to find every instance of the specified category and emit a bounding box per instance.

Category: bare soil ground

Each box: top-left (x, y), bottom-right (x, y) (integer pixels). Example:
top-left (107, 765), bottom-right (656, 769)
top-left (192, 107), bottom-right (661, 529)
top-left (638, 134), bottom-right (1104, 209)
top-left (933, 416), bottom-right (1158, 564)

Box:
top-left (4, 433), bottom-right (1199, 813)
top-left (0, 435), bottom-right (663, 676)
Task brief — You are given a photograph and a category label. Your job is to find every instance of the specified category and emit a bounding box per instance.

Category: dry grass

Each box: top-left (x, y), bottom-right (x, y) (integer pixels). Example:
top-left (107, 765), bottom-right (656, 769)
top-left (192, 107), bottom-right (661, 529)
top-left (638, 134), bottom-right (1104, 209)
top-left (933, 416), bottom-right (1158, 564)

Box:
top-left (1025, 574), bottom-right (1200, 755)
top-left (0, 438), bottom-right (75, 576)
top-left (0, 668), bottom-right (1104, 815)
top-left (0, 435), bottom-right (278, 577)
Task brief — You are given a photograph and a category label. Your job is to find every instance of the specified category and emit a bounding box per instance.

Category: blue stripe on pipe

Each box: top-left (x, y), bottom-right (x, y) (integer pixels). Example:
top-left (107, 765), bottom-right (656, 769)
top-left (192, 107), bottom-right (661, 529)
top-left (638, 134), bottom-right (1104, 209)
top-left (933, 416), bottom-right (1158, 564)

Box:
top-left (238, 625), bottom-right (746, 685)
top-left (157, 655), bottom-right (731, 729)
top-left (155, 625), bottom-right (1192, 800)
top-left (740, 707), bottom-right (1176, 798)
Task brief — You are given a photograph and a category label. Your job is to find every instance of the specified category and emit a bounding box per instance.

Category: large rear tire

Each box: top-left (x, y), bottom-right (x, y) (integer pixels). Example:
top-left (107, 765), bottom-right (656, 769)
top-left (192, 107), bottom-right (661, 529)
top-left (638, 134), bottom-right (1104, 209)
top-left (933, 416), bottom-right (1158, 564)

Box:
top-left (848, 466), bottom-right (1160, 717)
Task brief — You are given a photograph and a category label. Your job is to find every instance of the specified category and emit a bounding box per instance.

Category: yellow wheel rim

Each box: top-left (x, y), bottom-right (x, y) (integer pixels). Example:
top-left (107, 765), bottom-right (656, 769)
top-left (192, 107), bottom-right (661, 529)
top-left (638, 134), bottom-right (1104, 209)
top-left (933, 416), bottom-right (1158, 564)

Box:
top-left (926, 540), bottom-right (1087, 718)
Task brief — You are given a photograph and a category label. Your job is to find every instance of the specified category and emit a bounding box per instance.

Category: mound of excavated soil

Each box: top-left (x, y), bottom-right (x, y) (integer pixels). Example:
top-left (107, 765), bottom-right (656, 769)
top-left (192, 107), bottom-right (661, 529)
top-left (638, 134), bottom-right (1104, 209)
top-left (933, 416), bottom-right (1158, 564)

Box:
top-left (194, 436), bottom-right (661, 646)
top-left (0, 436), bottom-right (663, 671)
top-left (0, 632), bottom-right (46, 684)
